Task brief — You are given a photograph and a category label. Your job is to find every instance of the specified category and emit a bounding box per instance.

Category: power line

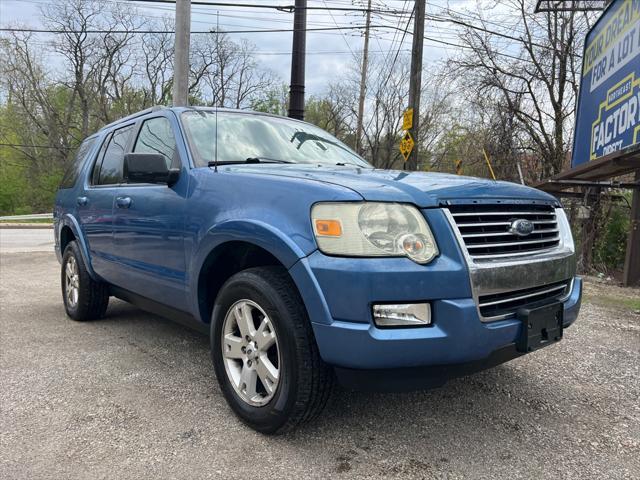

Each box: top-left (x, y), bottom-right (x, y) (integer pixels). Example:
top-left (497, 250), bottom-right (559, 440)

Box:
top-left (0, 24), bottom-right (408, 34)
top-left (11, 0), bottom-right (408, 21)
top-left (379, 3), bottom-right (414, 90)
top-left (122, 0), bottom-right (410, 14)
top-left (425, 12), bottom-right (576, 56)
top-left (321, 0), bottom-right (356, 59)
top-left (362, 1), bottom-right (413, 136)
top-left (5, 0), bottom-right (581, 54)
top-left (0, 30), bottom-right (544, 63)
top-left (367, 0), bottom-right (410, 101)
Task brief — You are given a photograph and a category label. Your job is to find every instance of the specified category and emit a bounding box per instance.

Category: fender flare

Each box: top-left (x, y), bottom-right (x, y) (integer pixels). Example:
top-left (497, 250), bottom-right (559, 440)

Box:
top-left (59, 214), bottom-right (100, 281)
top-left (188, 219), bottom-right (311, 321)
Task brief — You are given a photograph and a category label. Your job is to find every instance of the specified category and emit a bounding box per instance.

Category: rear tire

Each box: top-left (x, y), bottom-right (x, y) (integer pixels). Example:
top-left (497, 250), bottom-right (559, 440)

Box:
top-left (211, 266), bottom-right (333, 434)
top-left (61, 240), bottom-right (109, 321)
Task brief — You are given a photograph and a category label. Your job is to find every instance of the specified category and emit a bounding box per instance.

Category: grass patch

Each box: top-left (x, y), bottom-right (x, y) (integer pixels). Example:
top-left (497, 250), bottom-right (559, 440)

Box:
top-left (0, 218), bottom-right (53, 224)
top-left (585, 294), bottom-right (640, 312)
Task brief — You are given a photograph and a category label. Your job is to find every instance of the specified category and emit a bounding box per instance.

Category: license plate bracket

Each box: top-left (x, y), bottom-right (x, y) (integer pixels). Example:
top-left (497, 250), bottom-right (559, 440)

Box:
top-left (516, 302), bottom-right (563, 353)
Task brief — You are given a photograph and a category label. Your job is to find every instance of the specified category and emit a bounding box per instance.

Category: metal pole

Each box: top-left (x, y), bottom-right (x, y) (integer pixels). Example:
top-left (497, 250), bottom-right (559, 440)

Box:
top-left (355, 0), bottom-right (372, 154)
top-left (288, 0), bottom-right (307, 120)
top-left (623, 169), bottom-right (640, 286)
top-left (173, 0), bottom-right (191, 107)
top-left (406, 0), bottom-right (425, 170)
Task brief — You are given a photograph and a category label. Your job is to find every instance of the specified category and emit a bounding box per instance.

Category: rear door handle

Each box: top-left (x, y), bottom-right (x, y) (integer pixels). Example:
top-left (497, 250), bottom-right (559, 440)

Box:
top-left (116, 196), bottom-right (132, 209)
top-left (77, 196), bottom-right (88, 206)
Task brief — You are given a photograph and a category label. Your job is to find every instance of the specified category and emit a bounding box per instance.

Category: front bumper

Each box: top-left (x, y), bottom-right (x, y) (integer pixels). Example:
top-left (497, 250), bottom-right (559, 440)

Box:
top-left (289, 250), bottom-right (581, 369)
top-left (287, 207), bottom-right (581, 387)
top-left (311, 276), bottom-right (581, 370)
top-left (313, 278), bottom-right (582, 369)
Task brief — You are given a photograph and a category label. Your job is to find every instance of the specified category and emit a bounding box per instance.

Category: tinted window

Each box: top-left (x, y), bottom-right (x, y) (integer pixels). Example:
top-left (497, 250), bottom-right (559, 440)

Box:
top-left (91, 135), bottom-right (110, 185)
top-left (133, 117), bottom-right (178, 169)
top-left (59, 138), bottom-right (96, 189)
top-left (96, 125), bottom-right (134, 185)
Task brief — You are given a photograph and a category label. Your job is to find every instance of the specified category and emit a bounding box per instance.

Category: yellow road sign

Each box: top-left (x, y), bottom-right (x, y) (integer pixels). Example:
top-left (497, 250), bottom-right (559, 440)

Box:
top-left (402, 108), bottom-right (413, 131)
top-left (399, 131), bottom-right (414, 162)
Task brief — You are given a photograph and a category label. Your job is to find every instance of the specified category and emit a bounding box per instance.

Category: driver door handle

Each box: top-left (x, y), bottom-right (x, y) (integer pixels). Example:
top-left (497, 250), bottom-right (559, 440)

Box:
top-left (116, 196), bottom-right (132, 209)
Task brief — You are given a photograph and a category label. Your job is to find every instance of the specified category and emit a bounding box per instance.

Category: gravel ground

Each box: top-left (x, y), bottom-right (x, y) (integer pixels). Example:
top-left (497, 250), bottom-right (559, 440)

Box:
top-left (1, 249), bottom-right (639, 480)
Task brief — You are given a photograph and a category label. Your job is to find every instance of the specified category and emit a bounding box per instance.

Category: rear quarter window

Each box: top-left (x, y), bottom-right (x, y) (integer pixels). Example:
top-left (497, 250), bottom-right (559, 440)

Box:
top-left (92, 125), bottom-right (135, 185)
top-left (59, 138), bottom-right (96, 189)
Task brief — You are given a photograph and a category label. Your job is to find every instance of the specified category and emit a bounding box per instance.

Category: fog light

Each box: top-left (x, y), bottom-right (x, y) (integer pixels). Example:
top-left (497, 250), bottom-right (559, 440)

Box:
top-left (372, 303), bottom-right (431, 327)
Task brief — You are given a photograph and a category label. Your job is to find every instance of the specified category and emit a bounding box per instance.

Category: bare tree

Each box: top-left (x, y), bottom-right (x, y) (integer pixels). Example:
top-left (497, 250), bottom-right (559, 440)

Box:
top-left (41, 0), bottom-right (106, 138)
top-left (448, 0), bottom-right (593, 179)
top-left (189, 32), bottom-right (276, 108)
top-left (139, 20), bottom-right (174, 107)
top-left (360, 56), bottom-right (409, 169)
top-left (229, 40), bottom-right (275, 109)
top-left (306, 83), bottom-right (357, 143)
top-left (0, 33), bottom-right (72, 168)
top-left (91, 3), bottom-right (145, 122)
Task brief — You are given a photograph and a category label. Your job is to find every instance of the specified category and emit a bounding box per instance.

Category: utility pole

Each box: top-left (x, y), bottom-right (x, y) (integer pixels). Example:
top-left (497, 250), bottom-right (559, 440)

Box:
top-left (406, 0), bottom-right (425, 170)
top-left (355, 0), bottom-right (372, 154)
top-left (173, 0), bottom-right (191, 107)
top-left (288, 0), bottom-right (307, 120)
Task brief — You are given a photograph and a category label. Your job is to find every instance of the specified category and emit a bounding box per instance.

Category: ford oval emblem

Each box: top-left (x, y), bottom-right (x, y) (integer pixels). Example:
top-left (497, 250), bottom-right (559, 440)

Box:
top-left (510, 219), bottom-right (534, 237)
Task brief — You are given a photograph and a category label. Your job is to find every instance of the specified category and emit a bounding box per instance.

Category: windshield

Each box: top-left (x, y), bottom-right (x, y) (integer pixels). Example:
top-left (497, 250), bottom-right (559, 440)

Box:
top-left (181, 111), bottom-right (372, 168)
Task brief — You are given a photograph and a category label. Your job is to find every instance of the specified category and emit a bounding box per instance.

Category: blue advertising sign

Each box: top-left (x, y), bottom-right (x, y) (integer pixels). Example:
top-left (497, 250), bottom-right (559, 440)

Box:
top-left (573, 0), bottom-right (640, 167)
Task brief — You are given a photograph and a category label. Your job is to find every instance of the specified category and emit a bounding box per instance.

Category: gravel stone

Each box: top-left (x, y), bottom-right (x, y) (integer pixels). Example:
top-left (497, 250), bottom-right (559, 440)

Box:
top-left (1, 250), bottom-right (638, 479)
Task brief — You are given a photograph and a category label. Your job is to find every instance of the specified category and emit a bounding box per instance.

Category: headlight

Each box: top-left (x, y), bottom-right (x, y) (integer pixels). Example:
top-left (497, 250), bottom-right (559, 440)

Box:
top-left (311, 202), bottom-right (438, 264)
top-left (555, 208), bottom-right (575, 253)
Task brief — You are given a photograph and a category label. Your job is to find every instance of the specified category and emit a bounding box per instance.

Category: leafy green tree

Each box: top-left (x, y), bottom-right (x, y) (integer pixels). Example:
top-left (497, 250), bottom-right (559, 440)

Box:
top-left (250, 84), bottom-right (288, 116)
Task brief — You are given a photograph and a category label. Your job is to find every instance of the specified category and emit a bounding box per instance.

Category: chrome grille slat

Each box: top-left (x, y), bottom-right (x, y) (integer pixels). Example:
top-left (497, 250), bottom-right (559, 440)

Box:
top-left (478, 280), bottom-right (571, 319)
top-left (457, 221), bottom-right (512, 227)
top-left (447, 203), bottom-right (561, 260)
top-left (456, 220), bottom-right (557, 227)
top-left (469, 247), bottom-right (559, 259)
top-left (451, 211), bottom-right (556, 217)
top-left (462, 228), bottom-right (558, 238)
top-left (466, 235), bottom-right (560, 249)
top-left (479, 284), bottom-right (567, 308)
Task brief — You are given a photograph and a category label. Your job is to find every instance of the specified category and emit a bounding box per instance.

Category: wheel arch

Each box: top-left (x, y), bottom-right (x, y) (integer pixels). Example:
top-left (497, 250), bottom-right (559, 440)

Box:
top-left (58, 214), bottom-right (99, 280)
top-left (190, 220), bottom-right (313, 324)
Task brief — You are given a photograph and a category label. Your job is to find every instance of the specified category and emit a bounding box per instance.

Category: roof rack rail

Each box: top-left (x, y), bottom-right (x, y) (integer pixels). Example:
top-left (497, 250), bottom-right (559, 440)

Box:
top-left (98, 105), bottom-right (166, 131)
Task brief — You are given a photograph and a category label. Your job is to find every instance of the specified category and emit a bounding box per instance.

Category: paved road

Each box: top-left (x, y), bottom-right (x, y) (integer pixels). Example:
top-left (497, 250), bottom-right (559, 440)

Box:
top-left (1, 235), bottom-right (639, 479)
top-left (0, 227), bottom-right (54, 253)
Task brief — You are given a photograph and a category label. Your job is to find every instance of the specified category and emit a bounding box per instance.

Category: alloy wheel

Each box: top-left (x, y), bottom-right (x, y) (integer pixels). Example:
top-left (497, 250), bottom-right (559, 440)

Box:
top-left (65, 256), bottom-right (80, 308)
top-left (221, 299), bottom-right (280, 407)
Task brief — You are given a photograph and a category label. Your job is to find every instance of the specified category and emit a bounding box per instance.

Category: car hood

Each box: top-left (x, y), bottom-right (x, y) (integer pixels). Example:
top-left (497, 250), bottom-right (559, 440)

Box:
top-left (224, 164), bottom-right (558, 208)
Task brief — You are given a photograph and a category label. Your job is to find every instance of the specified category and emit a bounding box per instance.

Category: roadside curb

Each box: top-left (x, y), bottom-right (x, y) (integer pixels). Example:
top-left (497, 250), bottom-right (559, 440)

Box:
top-left (0, 223), bottom-right (54, 229)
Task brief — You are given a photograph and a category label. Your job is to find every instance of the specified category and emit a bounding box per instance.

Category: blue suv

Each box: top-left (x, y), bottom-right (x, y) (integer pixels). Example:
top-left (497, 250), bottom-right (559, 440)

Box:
top-left (54, 106), bottom-right (581, 433)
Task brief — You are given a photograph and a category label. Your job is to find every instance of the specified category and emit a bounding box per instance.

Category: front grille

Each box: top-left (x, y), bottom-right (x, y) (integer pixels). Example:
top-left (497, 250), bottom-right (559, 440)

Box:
top-left (447, 203), bottom-right (560, 260)
top-left (478, 280), bottom-right (571, 319)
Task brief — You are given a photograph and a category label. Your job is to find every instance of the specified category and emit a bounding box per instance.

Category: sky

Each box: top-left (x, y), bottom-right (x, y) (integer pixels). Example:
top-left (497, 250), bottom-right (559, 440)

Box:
top-left (0, 0), bottom-right (479, 96)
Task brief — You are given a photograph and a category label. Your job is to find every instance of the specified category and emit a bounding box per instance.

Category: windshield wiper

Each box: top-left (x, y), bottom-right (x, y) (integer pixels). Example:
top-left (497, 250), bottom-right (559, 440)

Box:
top-left (208, 157), bottom-right (294, 167)
top-left (335, 161), bottom-right (368, 167)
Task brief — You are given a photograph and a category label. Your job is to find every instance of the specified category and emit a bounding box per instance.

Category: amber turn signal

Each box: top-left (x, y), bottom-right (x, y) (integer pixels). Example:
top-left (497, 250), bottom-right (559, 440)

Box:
top-left (314, 219), bottom-right (342, 237)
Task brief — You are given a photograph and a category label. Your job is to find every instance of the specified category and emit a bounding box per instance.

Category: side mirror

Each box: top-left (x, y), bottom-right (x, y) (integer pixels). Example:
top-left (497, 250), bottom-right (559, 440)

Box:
top-left (124, 153), bottom-right (180, 186)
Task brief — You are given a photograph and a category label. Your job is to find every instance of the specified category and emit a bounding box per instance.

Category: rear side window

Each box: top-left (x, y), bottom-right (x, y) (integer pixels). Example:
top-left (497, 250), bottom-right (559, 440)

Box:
top-left (133, 117), bottom-right (179, 169)
top-left (94, 125), bottom-right (134, 185)
top-left (59, 138), bottom-right (96, 189)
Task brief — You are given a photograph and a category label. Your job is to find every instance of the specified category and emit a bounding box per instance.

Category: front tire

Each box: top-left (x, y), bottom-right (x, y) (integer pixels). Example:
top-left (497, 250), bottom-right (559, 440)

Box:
top-left (211, 267), bottom-right (333, 434)
top-left (61, 241), bottom-right (109, 321)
